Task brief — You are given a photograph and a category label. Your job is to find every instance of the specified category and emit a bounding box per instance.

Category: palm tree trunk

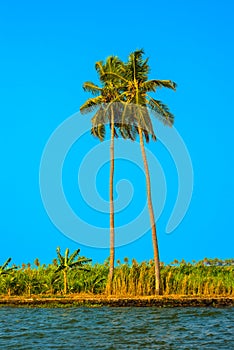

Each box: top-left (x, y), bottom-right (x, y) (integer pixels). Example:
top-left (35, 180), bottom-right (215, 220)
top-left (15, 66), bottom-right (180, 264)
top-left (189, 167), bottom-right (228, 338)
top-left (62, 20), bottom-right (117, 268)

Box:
top-left (107, 109), bottom-right (115, 294)
top-left (63, 269), bottom-right (68, 295)
top-left (138, 128), bottom-right (161, 295)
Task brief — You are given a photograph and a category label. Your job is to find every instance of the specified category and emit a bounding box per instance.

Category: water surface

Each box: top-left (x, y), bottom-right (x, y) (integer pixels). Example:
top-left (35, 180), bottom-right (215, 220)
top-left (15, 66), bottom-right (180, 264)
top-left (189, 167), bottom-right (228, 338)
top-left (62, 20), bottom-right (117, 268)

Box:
top-left (0, 307), bottom-right (233, 349)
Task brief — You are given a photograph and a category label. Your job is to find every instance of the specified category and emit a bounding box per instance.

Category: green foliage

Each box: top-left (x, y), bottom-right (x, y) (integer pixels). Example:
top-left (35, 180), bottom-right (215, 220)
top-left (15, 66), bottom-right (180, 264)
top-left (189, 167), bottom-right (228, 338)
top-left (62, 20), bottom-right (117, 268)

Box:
top-left (0, 257), bottom-right (17, 276)
top-left (55, 247), bottom-right (92, 294)
top-left (80, 49), bottom-right (177, 143)
top-left (0, 257), bottom-right (233, 297)
top-left (88, 49), bottom-right (177, 141)
top-left (80, 56), bottom-right (126, 142)
top-left (55, 247), bottom-right (92, 272)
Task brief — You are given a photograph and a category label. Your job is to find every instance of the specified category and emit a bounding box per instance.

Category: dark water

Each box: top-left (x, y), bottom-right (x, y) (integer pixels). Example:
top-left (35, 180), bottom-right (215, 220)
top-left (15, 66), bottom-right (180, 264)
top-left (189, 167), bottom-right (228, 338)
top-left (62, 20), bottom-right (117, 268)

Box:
top-left (0, 307), bottom-right (233, 349)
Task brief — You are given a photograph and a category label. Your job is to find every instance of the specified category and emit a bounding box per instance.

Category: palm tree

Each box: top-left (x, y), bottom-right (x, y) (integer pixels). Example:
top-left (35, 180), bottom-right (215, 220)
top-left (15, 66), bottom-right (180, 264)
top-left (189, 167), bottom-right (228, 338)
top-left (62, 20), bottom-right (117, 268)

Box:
top-left (80, 57), bottom-right (126, 294)
top-left (55, 247), bottom-right (91, 294)
top-left (101, 50), bottom-right (176, 295)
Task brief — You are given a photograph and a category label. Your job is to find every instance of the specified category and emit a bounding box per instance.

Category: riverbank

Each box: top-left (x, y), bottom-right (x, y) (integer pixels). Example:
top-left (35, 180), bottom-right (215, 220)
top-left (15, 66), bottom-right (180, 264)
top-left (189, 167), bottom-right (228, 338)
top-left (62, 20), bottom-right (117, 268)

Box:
top-left (0, 295), bottom-right (233, 308)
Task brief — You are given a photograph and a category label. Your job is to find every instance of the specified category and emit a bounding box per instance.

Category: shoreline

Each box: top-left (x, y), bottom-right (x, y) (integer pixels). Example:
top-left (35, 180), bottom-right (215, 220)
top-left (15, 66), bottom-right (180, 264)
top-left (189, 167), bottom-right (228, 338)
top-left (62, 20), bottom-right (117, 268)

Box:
top-left (0, 295), bottom-right (233, 308)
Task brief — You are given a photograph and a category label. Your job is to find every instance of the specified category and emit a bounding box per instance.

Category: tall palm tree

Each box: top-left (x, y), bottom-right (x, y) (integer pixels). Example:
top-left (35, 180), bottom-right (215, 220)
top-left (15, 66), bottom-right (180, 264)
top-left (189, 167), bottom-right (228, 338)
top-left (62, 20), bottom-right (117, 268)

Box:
top-left (80, 57), bottom-right (125, 293)
top-left (55, 247), bottom-right (91, 294)
top-left (101, 50), bottom-right (176, 295)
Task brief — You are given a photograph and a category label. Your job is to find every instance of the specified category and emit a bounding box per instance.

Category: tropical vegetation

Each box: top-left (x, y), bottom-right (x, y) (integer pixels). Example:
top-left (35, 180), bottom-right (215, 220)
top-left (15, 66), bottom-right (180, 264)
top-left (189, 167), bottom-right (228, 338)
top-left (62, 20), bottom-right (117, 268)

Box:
top-left (0, 255), bottom-right (233, 297)
top-left (55, 247), bottom-right (92, 294)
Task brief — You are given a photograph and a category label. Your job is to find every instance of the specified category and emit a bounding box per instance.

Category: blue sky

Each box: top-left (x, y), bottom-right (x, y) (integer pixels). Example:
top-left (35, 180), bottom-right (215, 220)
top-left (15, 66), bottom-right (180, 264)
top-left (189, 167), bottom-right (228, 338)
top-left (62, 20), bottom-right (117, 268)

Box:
top-left (0, 0), bottom-right (234, 266)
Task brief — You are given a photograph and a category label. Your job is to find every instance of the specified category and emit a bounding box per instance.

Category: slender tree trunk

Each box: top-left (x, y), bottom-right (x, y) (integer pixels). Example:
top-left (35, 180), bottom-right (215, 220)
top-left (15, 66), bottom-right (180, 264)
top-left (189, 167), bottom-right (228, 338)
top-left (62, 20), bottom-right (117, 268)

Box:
top-left (138, 128), bottom-right (161, 295)
top-left (107, 109), bottom-right (115, 294)
top-left (63, 269), bottom-right (68, 295)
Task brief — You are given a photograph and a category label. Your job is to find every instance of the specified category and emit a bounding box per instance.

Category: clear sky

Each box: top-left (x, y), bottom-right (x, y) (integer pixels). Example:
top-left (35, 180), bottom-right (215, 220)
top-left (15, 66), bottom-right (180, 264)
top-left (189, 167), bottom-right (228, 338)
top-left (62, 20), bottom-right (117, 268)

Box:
top-left (1, 0), bottom-right (234, 266)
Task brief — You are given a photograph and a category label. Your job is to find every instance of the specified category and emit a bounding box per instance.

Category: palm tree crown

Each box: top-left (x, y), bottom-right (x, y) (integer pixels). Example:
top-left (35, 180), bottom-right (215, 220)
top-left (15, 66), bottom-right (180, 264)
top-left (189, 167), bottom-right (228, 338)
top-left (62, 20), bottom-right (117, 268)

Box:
top-left (80, 56), bottom-right (125, 141)
top-left (100, 49), bottom-right (176, 141)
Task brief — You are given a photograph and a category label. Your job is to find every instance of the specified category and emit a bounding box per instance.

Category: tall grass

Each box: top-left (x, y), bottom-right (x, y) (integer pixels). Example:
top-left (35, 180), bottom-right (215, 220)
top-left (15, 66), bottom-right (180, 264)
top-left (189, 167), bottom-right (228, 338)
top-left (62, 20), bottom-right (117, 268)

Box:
top-left (0, 258), bottom-right (233, 297)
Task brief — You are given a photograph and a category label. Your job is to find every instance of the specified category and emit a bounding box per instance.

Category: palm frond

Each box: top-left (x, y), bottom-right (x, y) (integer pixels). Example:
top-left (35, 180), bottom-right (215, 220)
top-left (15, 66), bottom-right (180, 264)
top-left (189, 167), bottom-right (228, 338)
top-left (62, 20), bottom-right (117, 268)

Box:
top-left (105, 56), bottom-right (125, 81)
top-left (56, 247), bottom-right (64, 265)
top-left (68, 248), bottom-right (80, 264)
top-left (141, 79), bottom-right (177, 93)
top-left (2, 266), bottom-right (17, 274)
top-left (70, 258), bottom-right (92, 268)
top-left (80, 95), bottom-right (104, 114)
top-left (91, 105), bottom-right (110, 141)
top-left (1, 257), bottom-right (11, 271)
top-left (91, 123), bottom-right (106, 141)
top-left (147, 97), bottom-right (174, 126)
top-left (105, 56), bottom-right (123, 73)
top-left (83, 81), bottom-right (102, 95)
top-left (126, 49), bottom-right (149, 82)
top-left (100, 71), bottom-right (129, 84)
top-left (95, 60), bottom-right (105, 77)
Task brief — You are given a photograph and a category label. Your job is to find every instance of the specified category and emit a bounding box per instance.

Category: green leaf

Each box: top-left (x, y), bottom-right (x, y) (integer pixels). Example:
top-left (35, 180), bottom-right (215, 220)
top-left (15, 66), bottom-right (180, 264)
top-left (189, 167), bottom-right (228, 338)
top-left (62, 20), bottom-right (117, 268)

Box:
top-left (68, 248), bottom-right (81, 264)
top-left (1, 257), bottom-right (11, 271)
top-left (56, 247), bottom-right (64, 265)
